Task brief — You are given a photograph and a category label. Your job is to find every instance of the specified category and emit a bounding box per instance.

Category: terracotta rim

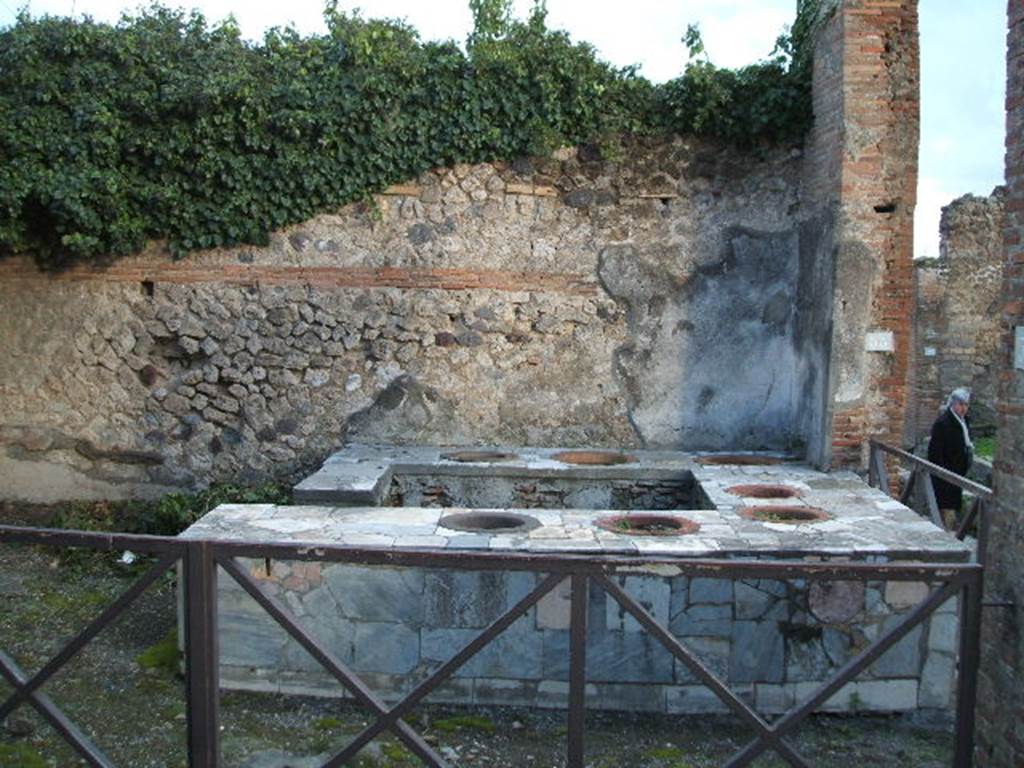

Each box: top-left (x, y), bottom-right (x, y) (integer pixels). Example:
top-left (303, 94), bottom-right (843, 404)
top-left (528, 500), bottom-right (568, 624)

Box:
top-left (725, 483), bottom-right (803, 499)
top-left (698, 454), bottom-right (785, 466)
top-left (594, 514), bottom-right (700, 537)
top-left (739, 505), bottom-right (829, 524)
top-left (552, 450), bottom-right (635, 466)
top-left (439, 511), bottom-right (541, 533)
top-left (441, 450), bottom-right (519, 463)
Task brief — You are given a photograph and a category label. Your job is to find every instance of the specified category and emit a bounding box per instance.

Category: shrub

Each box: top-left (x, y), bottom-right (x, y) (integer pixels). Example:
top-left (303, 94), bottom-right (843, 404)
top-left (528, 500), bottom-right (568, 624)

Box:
top-left (0, 1), bottom-right (820, 269)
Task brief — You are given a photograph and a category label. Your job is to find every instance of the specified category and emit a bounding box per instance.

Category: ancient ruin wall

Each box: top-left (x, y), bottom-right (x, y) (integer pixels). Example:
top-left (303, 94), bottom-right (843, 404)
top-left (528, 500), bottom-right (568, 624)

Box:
top-left (977, 2), bottom-right (1024, 766)
top-left (910, 190), bottom-right (1005, 443)
top-left (0, 140), bottom-right (829, 500)
top-left (0, 0), bottom-right (921, 499)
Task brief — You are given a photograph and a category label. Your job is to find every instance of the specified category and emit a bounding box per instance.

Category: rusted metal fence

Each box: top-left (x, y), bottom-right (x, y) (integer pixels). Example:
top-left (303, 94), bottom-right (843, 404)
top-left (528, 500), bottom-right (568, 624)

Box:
top-left (868, 439), bottom-right (992, 563)
top-left (0, 524), bottom-right (984, 768)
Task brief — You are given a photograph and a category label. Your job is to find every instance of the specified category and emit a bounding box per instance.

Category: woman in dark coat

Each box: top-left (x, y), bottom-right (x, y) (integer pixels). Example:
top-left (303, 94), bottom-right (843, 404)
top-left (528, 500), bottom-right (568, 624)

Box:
top-left (927, 387), bottom-right (973, 523)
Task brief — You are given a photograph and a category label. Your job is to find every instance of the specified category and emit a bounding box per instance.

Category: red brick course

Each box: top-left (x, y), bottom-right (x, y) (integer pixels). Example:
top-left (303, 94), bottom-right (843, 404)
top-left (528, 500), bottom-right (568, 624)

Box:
top-left (0, 260), bottom-right (599, 296)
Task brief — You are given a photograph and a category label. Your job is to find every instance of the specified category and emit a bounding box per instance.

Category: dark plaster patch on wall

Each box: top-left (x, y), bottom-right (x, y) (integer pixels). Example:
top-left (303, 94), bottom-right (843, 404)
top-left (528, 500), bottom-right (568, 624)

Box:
top-left (600, 228), bottom-right (818, 452)
top-left (795, 210), bottom-right (837, 467)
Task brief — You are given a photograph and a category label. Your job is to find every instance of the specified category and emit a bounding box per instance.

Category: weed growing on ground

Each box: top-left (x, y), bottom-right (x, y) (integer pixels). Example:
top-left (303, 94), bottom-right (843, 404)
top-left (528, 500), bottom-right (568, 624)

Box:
top-left (432, 714), bottom-right (497, 733)
top-left (136, 628), bottom-right (181, 677)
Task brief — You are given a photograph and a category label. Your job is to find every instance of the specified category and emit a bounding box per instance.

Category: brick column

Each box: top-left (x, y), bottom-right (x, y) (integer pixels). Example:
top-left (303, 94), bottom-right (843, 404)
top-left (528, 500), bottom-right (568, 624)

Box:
top-left (823, 0), bottom-right (920, 469)
top-left (976, 2), bottom-right (1024, 765)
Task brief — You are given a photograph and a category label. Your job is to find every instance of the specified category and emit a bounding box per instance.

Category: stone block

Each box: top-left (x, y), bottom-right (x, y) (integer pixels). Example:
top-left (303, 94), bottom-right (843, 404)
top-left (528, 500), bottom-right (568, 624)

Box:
top-left (755, 683), bottom-right (797, 714)
top-left (505, 571), bottom-right (539, 611)
top-left (424, 570), bottom-right (507, 628)
top-left (537, 577), bottom-right (572, 630)
top-left (783, 626), bottom-right (852, 683)
top-left (668, 578), bottom-right (689, 618)
top-left (421, 626), bottom-right (542, 680)
top-left (673, 636), bottom-right (730, 684)
top-left (735, 580), bottom-right (788, 620)
top-left (849, 680), bottom-right (919, 713)
top-left (884, 581), bottom-right (931, 609)
top-left (536, 680), bottom-right (570, 708)
top-left (417, 676), bottom-right (475, 705)
top-left (325, 565), bottom-right (424, 624)
top-left (809, 580), bottom-right (865, 623)
top-left (665, 684), bottom-right (732, 714)
top-left (474, 678), bottom-right (538, 708)
top-left (589, 682), bottom-right (665, 712)
top-left (353, 622), bottom-right (419, 674)
top-left (729, 620), bottom-right (784, 683)
top-left (604, 575), bottom-right (670, 633)
top-left (927, 613), bottom-right (959, 654)
top-left (870, 615), bottom-right (923, 677)
top-left (670, 603), bottom-right (732, 637)
top-left (541, 626), bottom-right (673, 684)
top-left (822, 627), bottom-right (854, 666)
top-left (918, 652), bottom-right (955, 709)
top-left (218, 596), bottom-right (288, 668)
top-left (689, 578), bottom-right (733, 605)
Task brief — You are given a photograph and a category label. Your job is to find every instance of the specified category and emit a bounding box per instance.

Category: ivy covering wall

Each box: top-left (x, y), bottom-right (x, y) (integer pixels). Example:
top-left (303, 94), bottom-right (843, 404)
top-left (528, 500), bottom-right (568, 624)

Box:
top-left (0, 0), bottom-right (820, 269)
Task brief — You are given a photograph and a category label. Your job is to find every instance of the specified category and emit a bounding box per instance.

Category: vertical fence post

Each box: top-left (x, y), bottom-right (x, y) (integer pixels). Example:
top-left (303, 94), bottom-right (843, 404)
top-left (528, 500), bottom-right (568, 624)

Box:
top-left (953, 569), bottom-right (983, 768)
top-left (567, 573), bottom-right (588, 768)
top-left (870, 444), bottom-right (892, 496)
top-left (975, 500), bottom-right (989, 567)
top-left (920, 470), bottom-right (943, 528)
top-left (184, 540), bottom-right (220, 768)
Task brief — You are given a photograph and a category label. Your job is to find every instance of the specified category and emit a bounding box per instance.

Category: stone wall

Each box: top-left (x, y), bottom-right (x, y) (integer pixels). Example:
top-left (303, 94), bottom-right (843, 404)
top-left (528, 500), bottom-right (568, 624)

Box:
top-left (215, 560), bottom-right (959, 716)
top-left (0, 0), bottom-right (922, 500)
top-left (976, 2), bottom-right (1024, 765)
top-left (1, 138), bottom-right (828, 500)
top-left (910, 190), bottom-right (1005, 444)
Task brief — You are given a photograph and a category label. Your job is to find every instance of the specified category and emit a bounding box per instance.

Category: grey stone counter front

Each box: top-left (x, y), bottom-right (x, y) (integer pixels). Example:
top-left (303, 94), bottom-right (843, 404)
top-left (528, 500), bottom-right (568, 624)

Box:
top-left (181, 445), bottom-right (970, 714)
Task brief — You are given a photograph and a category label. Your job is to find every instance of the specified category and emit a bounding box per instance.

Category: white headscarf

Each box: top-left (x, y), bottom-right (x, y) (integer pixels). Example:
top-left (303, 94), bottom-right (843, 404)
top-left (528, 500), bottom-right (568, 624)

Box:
top-left (946, 387), bottom-right (973, 451)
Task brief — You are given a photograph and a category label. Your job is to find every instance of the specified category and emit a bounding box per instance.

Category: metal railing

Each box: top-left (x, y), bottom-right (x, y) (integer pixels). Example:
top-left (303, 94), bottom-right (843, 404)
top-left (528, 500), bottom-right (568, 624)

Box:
top-left (868, 439), bottom-right (993, 564)
top-left (0, 524), bottom-right (984, 768)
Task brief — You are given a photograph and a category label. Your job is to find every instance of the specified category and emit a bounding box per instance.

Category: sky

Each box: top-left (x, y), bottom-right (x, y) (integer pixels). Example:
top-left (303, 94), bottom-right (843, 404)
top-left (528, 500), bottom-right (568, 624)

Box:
top-left (0, 0), bottom-right (1007, 259)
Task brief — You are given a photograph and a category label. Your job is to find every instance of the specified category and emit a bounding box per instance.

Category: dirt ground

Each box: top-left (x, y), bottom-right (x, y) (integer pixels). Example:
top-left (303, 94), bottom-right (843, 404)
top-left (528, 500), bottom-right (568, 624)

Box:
top-left (0, 507), bottom-right (955, 768)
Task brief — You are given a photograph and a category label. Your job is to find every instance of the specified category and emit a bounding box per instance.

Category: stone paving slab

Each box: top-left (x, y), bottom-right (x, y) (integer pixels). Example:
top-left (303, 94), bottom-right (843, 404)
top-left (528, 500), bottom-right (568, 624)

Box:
top-left (293, 444), bottom-right (766, 503)
top-left (185, 444), bottom-right (973, 561)
top-left (186, 483), bottom-right (970, 563)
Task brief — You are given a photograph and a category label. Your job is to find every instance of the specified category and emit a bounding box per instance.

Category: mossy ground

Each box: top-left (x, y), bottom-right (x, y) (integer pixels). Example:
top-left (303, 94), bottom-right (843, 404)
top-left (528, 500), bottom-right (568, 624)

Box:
top-left (1, 506), bottom-right (954, 767)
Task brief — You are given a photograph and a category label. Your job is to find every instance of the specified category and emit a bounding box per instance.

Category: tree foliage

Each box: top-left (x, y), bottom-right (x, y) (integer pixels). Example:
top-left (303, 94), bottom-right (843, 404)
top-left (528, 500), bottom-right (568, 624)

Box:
top-left (0, 1), bottom-right (821, 269)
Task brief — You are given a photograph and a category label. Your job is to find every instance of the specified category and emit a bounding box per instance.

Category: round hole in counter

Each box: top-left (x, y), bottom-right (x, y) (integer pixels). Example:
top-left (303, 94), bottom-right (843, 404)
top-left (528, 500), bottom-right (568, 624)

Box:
top-left (726, 483), bottom-right (803, 499)
top-left (439, 511), bottom-right (541, 533)
top-left (441, 450), bottom-right (520, 463)
top-left (740, 505), bottom-right (829, 524)
top-left (595, 514), bottom-right (700, 536)
top-left (552, 450), bottom-right (635, 466)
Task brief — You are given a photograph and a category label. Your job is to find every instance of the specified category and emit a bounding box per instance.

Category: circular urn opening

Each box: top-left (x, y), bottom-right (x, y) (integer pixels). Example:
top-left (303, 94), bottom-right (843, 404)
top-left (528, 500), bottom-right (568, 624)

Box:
top-left (726, 483), bottom-right (803, 500)
top-left (439, 511), bottom-right (541, 533)
top-left (698, 454), bottom-right (784, 466)
top-left (595, 514), bottom-right (700, 537)
top-left (740, 505), bottom-right (829, 524)
top-left (552, 450), bottom-right (635, 466)
top-left (441, 450), bottom-right (519, 463)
